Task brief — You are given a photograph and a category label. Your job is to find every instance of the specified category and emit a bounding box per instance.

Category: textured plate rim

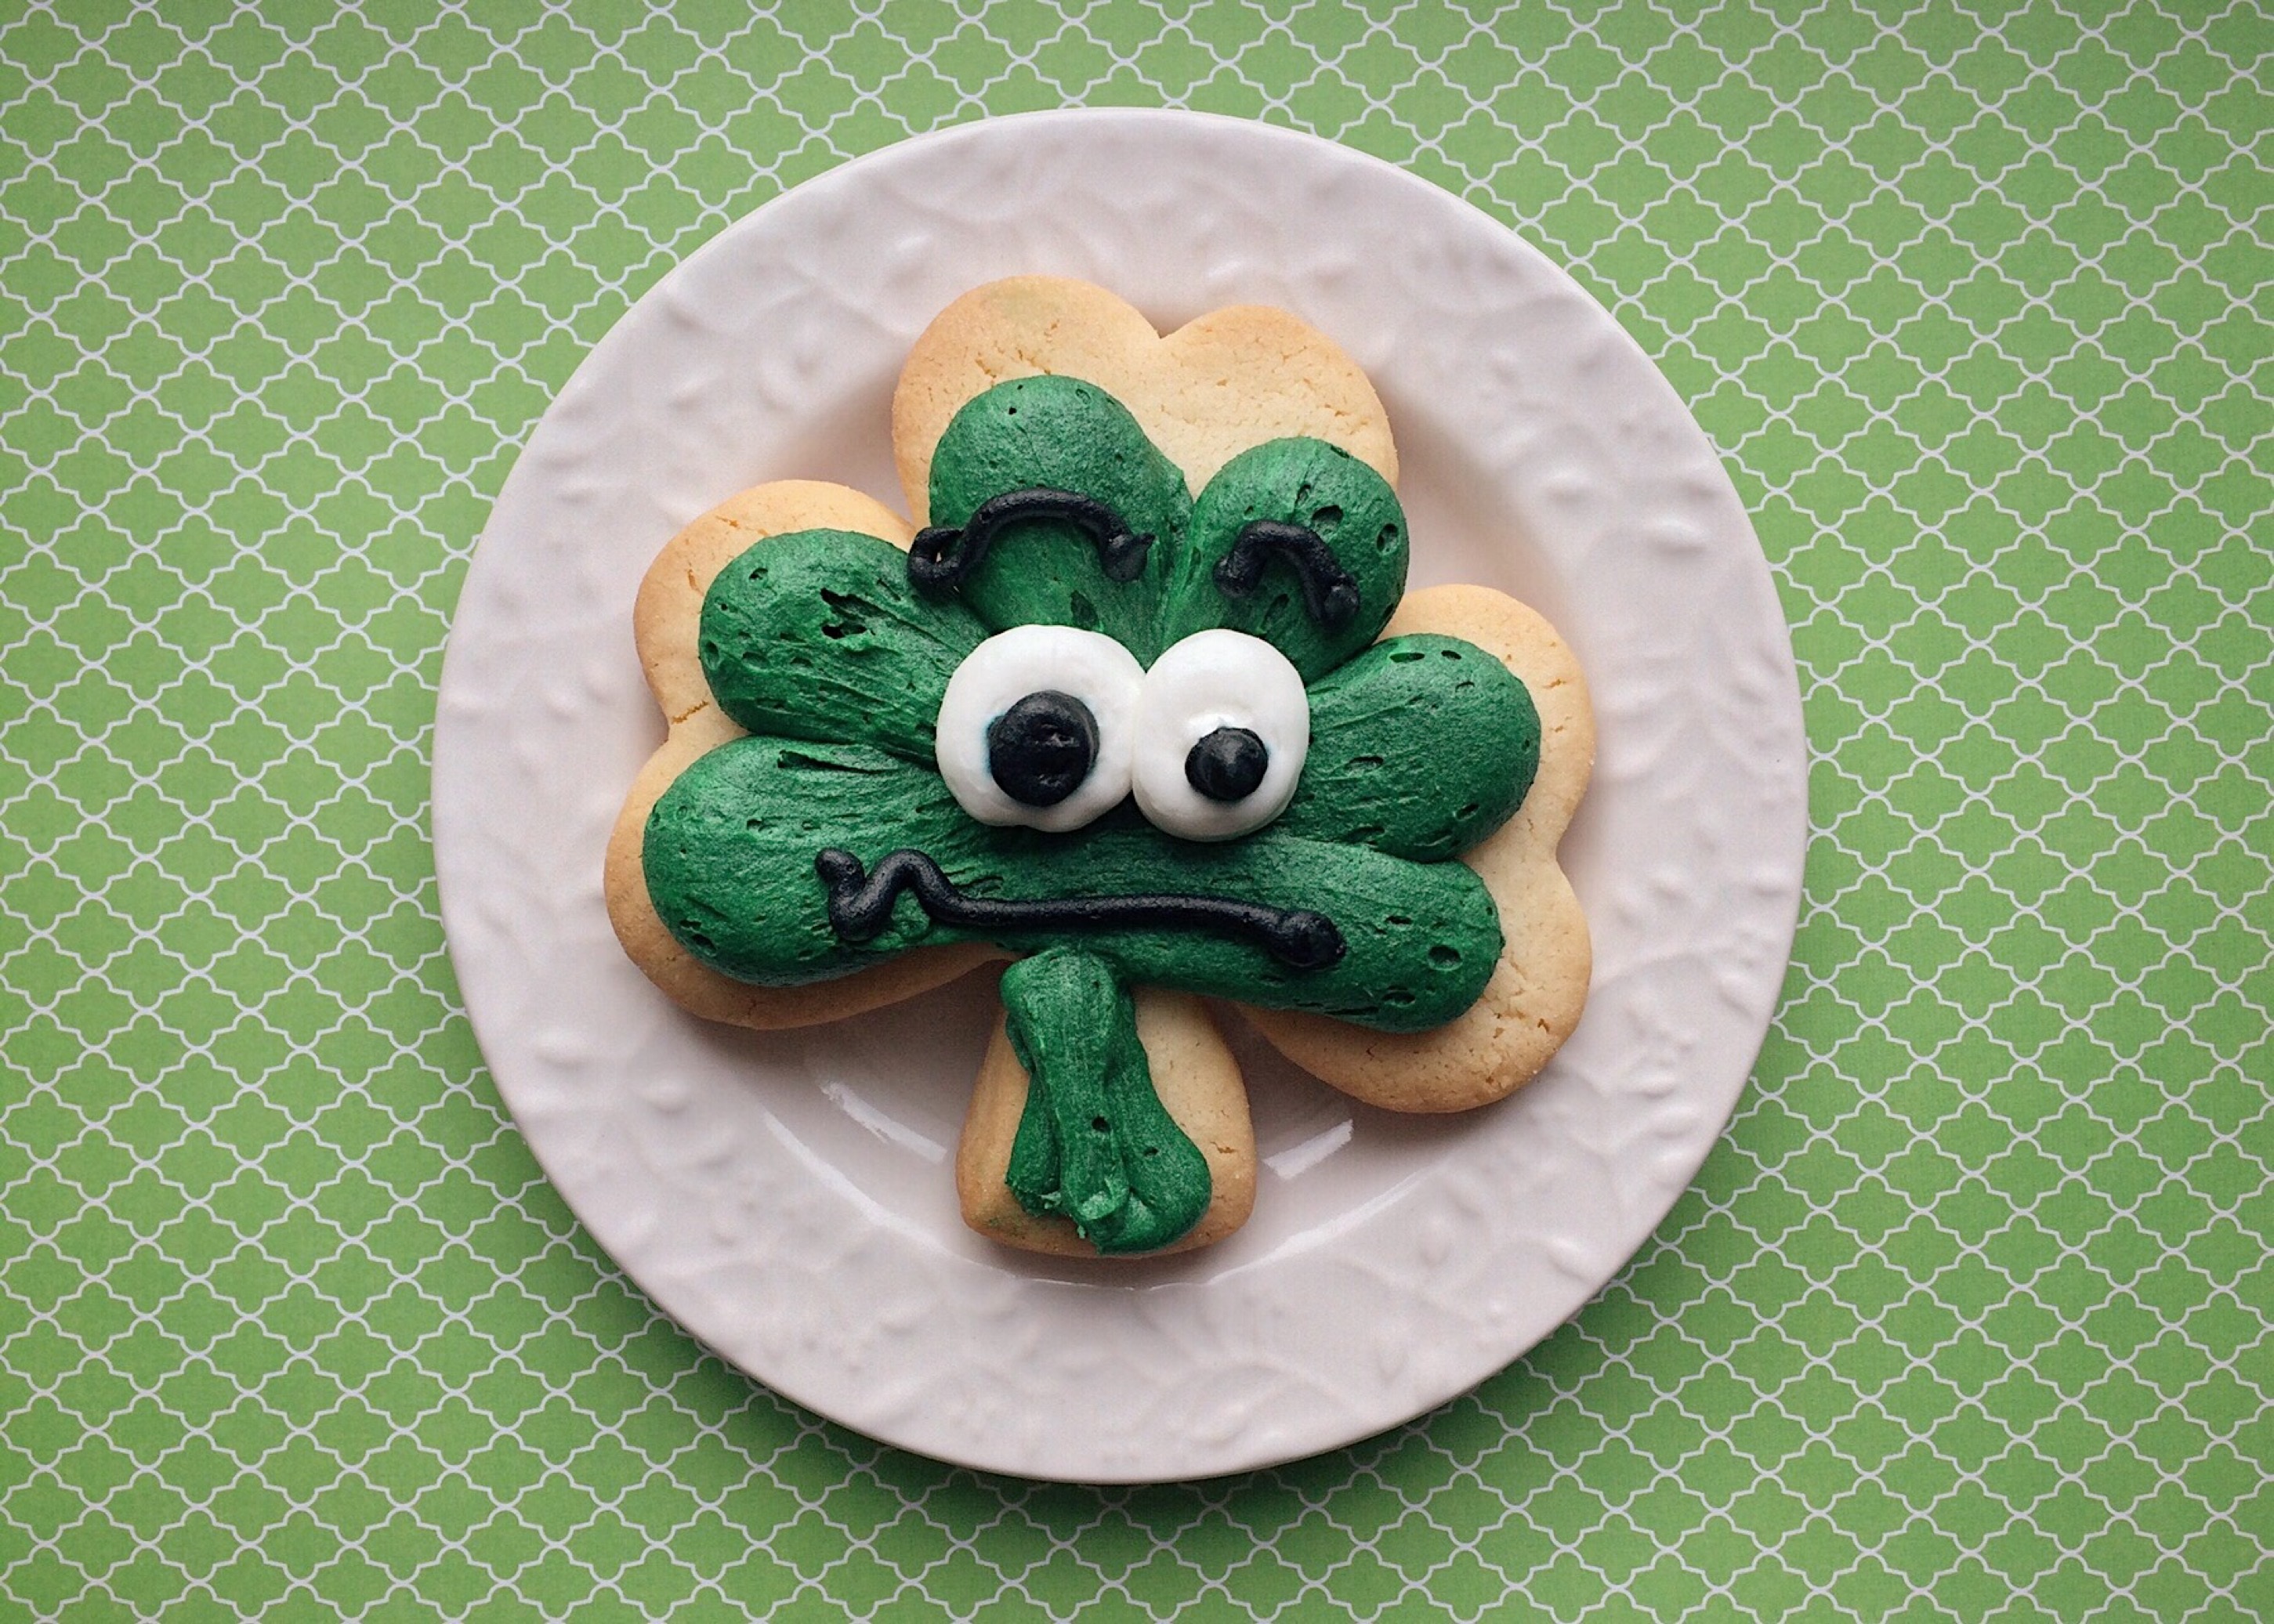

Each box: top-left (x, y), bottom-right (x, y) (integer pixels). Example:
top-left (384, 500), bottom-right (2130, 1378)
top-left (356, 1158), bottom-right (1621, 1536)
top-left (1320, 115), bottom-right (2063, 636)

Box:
top-left (433, 109), bottom-right (1809, 1483)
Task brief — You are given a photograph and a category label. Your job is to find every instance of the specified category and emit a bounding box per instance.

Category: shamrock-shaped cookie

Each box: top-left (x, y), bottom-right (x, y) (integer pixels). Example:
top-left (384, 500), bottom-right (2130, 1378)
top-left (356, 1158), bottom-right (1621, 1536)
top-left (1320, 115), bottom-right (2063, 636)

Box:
top-left (607, 278), bottom-right (1592, 1257)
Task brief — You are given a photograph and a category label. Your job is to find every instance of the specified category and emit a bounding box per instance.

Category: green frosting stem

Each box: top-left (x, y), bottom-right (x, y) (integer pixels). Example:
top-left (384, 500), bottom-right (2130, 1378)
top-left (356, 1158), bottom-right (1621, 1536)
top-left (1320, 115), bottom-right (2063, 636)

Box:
top-left (1000, 948), bottom-right (1211, 1254)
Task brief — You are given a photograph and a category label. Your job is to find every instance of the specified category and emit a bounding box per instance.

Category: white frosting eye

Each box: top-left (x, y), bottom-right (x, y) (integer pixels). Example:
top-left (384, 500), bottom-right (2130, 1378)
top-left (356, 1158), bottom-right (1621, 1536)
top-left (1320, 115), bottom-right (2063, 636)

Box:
top-left (935, 625), bottom-right (1144, 832)
top-left (1132, 629), bottom-right (1309, 841)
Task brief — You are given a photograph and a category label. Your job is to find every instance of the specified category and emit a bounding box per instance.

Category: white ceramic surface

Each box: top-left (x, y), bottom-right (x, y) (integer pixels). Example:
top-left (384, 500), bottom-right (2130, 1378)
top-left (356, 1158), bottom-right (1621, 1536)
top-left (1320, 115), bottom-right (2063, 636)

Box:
top-left (432, 110), bottom-right (1809, 1484)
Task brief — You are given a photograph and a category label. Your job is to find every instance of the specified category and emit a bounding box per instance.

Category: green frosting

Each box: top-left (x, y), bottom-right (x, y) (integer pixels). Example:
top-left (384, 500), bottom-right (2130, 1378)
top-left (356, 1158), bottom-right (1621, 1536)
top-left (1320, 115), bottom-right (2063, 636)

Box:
top-left (926, 385), bottom-right (1413, 677)
top-left (927, 376), bottom-right (1191, 663)
top-left (643, 739), bottom-right (1501, 1031)
top-left (699, 529), bottom-right (987, 763)
top-left (1161, 437), bottom-right (1408, 681)
top-left (1000, 949), bottom-right (1212, 1253)
top-left (1280, 635), bottom-right (1541, 861)
top-left (647, 376), bottom-right (1545, 1252)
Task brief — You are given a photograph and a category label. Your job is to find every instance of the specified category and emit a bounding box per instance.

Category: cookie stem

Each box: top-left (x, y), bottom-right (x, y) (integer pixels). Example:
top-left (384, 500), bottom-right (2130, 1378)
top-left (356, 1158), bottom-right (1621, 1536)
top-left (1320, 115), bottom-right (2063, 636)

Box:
top-left (999, 949), bottom-right (1211, 1254)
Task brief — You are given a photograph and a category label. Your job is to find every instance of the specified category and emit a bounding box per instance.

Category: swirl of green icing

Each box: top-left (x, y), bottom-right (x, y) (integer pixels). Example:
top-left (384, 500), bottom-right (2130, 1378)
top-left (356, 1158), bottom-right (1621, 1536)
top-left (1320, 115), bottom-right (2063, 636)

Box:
top-left (1000, 948), bottom-right (1211, 1256)
top-left (645, 378), bottom-right (1543, 1253)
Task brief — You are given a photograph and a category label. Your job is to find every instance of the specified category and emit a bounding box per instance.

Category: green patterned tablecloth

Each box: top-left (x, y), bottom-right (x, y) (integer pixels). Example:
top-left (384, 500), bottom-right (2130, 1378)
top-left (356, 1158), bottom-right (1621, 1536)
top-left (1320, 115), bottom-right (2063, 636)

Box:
top-left (4, 2), bottom-right (2266, 1617)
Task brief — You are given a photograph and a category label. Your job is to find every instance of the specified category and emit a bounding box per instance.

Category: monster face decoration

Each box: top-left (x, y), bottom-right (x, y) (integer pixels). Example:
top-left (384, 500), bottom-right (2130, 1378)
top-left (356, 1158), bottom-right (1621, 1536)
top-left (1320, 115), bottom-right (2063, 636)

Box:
top-left (607, 278), bottom-right (1593, 1259)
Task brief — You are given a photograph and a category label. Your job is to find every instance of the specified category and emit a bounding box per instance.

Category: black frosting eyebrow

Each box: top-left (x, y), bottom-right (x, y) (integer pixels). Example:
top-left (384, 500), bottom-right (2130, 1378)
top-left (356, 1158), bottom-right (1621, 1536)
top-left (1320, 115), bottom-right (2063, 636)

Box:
top-left (908, 487), bottom-right (1152, 593)
top-left (1213, 520), bottom-right (1362, 628)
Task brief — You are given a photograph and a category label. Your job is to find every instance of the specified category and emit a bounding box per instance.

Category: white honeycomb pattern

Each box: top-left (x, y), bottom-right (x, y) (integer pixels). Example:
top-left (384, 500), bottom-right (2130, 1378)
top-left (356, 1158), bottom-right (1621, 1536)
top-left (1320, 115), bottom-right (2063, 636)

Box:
top-left (1, 1), bottom-right (2266, 1618)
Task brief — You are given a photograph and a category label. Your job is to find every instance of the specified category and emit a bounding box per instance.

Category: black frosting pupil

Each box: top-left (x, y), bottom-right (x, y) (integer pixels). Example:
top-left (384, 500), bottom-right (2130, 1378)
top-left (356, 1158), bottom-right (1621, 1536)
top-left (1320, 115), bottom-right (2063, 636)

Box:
top-left (987, 691), bottom-right (1099, 808)
top-left (1186, 726), bottom-right (1269, 802)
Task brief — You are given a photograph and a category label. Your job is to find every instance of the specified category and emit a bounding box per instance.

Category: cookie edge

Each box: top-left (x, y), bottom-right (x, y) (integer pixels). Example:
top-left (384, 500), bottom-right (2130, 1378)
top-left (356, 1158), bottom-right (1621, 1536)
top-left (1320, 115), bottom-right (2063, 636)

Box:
top-left (1240, 583), bottom-right (1596, 1112)
top-left (603, 479), bottom-right (1001, 1031)
top-left (891, 274), bottom-right (1397, 524)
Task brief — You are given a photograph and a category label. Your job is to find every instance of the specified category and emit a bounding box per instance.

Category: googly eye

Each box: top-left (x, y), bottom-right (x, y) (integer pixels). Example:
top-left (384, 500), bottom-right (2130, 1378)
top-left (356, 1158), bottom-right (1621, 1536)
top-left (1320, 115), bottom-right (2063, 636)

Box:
top-left (936, 625), bottom-right (1143, 832)
top-left (1132, 629), bottom-right (1309, 841)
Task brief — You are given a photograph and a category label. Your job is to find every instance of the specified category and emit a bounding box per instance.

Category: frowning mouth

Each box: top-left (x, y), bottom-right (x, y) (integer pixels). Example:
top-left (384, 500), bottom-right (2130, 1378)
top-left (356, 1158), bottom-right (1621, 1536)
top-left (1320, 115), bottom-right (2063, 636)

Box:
top-left (814, 848), bottom-right (1348, 971)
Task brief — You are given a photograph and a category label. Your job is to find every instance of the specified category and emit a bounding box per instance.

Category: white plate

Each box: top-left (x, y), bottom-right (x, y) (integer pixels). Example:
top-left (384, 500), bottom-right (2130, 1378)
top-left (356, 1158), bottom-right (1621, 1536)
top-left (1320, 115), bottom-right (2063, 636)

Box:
top-left (433, 110), bottom-right (1808, 1484)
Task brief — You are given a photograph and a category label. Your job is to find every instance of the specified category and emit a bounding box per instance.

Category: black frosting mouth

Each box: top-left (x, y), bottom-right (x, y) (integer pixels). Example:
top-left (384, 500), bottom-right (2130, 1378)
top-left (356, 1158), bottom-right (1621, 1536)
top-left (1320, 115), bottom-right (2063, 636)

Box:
top-left (814, 847), bottom-right (1347, 971)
